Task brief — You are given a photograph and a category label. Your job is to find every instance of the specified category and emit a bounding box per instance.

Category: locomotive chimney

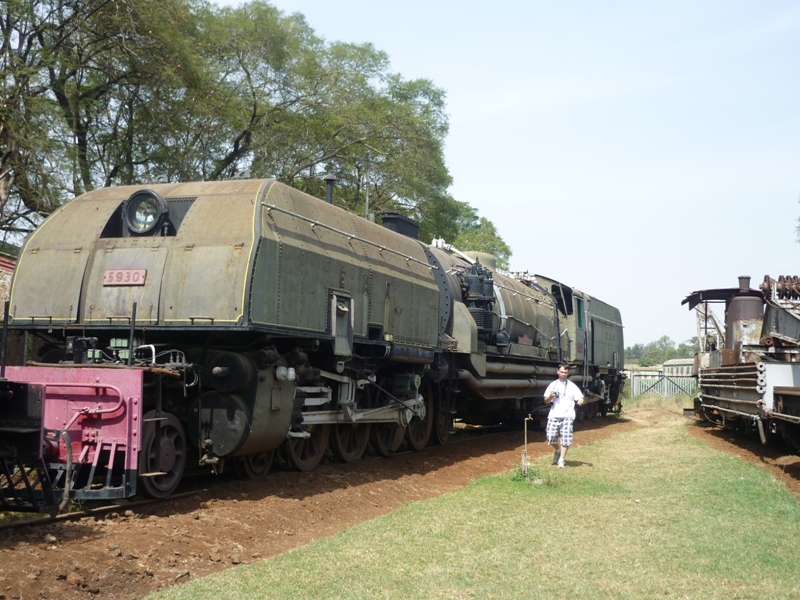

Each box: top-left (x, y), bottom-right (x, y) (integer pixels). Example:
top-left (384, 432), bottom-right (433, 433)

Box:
top-left (738, 275), bottom-right (751, 293)
top-left (323, 173), bottom-right (336, 204)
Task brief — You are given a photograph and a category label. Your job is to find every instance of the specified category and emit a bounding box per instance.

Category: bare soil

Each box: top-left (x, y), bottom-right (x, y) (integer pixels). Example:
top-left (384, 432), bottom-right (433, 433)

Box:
top-left (0, 412), bottom-right (796, 600)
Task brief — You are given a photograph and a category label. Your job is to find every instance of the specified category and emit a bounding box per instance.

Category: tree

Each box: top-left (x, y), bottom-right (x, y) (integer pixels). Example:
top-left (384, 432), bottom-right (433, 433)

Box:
top-left (625, 343), bottom-right (645, 360)
top-left (1, 0), bottom-right (201, 235)
top-left (626, 335), bottom-right (698, 366)
top-left (676, 337), bottom-right (699, 358)
top-left (452, 216), bottom-right (512, 270)
top-left (1, 0), bottom-right (512, 262)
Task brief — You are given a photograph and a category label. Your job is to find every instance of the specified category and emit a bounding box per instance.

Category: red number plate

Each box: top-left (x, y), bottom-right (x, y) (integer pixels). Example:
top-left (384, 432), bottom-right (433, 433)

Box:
top-left (103, 269), bottom-right (147, 286)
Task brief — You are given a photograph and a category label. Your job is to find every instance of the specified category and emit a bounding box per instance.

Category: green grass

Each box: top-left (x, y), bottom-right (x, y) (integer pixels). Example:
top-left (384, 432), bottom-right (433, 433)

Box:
top-left (147, 407), bottom-right (800, 600)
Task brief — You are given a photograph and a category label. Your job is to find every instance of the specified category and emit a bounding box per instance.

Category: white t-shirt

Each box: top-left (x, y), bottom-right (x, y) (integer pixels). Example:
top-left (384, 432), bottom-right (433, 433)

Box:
top-left (543, 378), bottom-right (584, 419)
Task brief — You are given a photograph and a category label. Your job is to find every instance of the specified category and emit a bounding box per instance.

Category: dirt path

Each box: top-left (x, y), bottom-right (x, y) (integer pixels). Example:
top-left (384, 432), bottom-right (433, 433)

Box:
top-left (1, 411), bottom-right (797, 600)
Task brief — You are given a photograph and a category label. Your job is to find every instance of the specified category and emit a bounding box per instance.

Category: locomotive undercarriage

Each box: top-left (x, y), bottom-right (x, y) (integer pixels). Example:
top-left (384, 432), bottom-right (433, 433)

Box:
top-left (0, 328), bottom-right (448, 512)
top-left (0, 327), bottom-right (621, 514)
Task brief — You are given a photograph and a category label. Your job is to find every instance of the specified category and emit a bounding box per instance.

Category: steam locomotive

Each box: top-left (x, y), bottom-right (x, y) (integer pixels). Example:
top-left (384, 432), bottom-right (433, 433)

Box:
top-left (684, 275), bottom-right (800, 451)
top-left (0, 179), bottom-right (625, 513)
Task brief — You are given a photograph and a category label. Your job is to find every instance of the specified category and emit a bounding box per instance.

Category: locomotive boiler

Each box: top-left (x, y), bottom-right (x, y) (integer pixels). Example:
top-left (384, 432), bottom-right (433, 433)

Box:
top-left (0, 178), bottom-right (625, 513)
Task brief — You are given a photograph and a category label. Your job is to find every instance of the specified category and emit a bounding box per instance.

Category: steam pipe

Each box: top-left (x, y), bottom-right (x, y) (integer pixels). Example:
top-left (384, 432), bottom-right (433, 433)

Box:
top-left (127, 302), bottom-right (137, 367)
top-left (58, 431), bottom-right (73, 513)
top-left (486, 362), bottom-right (536, 375)
top-left (460, 368), bottom-right (593, 390)
top-left (457, 369), bottom-right (537, 389)
top-left (484, 363), bottom-right (574, 376)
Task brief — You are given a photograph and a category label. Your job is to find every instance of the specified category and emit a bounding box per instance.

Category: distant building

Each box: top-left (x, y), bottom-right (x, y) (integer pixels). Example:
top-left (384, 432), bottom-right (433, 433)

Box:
top-left (663, 357), bottom-right (695, 377)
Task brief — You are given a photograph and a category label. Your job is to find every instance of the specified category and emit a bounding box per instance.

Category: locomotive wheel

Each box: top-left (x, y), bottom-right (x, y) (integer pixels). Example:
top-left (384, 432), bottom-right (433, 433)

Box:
top-left (433, 399), bottom-right (452, 446)
top-left (233, 450), bottom-right (274, 479)
top-left (586, 402), bottom-right (598, 419)
top-left (370, 424), bottom-right (405, 457)
top-left (284, 425), bottom-right (330, 472)
top-left (405, 390), bottom-right (434, 451)
top-left (331, 423), bottom-right (372, 463)
top-left (138, 411), bottom-right (187, 499)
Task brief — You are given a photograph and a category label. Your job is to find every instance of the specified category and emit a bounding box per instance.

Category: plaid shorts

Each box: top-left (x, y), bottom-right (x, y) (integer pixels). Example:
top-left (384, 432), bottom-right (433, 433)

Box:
top-left (546, 416), bottom-right (574, 446)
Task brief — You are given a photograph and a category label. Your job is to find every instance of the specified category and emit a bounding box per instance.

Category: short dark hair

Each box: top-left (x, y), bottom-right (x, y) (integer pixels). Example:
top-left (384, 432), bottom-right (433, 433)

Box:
top-left (558, 363), bottom-right (570, 371)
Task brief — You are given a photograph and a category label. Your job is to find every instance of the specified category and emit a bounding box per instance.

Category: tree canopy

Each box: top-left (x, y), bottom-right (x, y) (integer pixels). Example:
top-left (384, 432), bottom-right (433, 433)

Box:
top-left (625, 336), bottom-right (699, 367)
top-left (1, 0), bottom-right (510, 264)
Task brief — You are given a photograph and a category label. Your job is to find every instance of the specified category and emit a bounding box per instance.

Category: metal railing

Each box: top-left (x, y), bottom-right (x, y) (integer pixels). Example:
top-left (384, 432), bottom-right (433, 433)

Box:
top-left (629, 373), bottom-right (698, 398)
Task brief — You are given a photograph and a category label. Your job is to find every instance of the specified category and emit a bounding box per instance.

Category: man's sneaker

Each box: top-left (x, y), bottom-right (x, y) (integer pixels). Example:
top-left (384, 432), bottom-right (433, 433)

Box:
top-left (552, 448), bottom-right (560, 465)
top-left (557, 457), bottom-right (565, 468)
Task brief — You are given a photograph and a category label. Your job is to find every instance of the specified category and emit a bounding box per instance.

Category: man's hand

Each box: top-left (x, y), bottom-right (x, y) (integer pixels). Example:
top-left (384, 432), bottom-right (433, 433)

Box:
top-left (577, 397), bottom-right (585, 406)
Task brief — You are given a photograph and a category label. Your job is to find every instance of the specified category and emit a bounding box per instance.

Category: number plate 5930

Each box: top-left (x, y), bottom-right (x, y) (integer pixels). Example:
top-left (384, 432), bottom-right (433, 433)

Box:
top-left (103, 269), bottom-right (147, 286)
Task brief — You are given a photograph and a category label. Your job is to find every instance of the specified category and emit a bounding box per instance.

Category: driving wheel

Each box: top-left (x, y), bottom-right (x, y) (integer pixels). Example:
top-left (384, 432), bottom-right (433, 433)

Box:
top-left (331, 423), bottom-right (372, 463)
top-left (233, 450), bottom-right (275, 479)
top-left (139, 411), bottom-right (187, 499)
top-left (405, 389), bottom-right (433, 451)
top-left (370, 424), bottom-right (405, 457)
top-left (284, 425), bottom-right (330, 471)
top-left (433, 395), bottom-right (452, 446)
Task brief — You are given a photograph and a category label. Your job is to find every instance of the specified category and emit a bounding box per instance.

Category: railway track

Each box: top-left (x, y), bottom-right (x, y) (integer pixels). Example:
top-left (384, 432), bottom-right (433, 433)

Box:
top-left (0, 424), bottom-right (511, 532)
top-left (0, 490), bottom-right (207, 532)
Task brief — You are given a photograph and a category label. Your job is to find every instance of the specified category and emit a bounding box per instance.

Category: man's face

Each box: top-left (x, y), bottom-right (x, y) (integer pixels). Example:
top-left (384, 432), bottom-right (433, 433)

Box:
top-left (558, 367), bottom-right (569, 380)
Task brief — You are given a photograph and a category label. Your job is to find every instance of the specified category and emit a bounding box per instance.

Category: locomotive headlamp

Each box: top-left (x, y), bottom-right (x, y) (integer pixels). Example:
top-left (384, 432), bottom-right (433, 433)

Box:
top-left (123, 190), bottom-right (169, 235)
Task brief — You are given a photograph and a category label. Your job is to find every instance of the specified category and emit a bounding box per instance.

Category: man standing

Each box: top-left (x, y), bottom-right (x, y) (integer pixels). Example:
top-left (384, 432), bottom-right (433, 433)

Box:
top-left (543, 363), bottom-right (585, 468)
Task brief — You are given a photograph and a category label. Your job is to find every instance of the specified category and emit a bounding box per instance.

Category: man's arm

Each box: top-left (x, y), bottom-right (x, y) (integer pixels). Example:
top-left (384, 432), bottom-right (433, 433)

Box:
top-left (543, 383), bottom-right (556, 404)
top-left (569, 381), bottom-right (585, 406)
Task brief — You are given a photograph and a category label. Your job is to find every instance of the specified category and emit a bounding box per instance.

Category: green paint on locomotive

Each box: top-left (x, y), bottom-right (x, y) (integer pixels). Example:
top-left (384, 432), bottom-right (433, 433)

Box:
top-left (9, 179), bottom-right (440, 350)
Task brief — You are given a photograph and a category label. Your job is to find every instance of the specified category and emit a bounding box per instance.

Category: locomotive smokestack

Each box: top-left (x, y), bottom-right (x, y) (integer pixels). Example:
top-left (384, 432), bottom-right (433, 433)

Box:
top-left (323, 173), bottom-right (336, 204)
top-left (738, 276), bottom-right (751, 293)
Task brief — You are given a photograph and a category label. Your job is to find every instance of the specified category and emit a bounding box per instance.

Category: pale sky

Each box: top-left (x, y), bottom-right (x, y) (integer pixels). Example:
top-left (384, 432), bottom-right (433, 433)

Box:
top-left (215, 0), bottom-right (800, 346)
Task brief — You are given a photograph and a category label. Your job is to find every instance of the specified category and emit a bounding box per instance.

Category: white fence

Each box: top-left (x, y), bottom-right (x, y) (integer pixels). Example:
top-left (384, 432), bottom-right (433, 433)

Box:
top-left (627, 373), bottom-right (698, 398)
